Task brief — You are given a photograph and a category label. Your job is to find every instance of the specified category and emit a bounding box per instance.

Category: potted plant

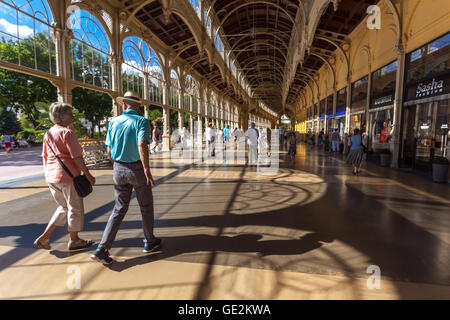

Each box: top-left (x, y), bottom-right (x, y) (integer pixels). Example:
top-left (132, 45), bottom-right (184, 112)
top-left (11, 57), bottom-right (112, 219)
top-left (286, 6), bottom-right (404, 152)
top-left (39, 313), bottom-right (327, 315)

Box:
top-left (379, 149), bottom-right (391, 167)
top-left (431, 156), bottom-right (449, 183)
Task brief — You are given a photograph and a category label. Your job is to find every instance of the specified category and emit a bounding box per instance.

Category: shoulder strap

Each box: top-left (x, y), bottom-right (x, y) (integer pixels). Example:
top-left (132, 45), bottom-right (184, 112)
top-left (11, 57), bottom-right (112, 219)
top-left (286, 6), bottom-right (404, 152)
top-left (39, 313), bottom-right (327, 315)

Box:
top-left (45, 131), bottom-right (74, 179)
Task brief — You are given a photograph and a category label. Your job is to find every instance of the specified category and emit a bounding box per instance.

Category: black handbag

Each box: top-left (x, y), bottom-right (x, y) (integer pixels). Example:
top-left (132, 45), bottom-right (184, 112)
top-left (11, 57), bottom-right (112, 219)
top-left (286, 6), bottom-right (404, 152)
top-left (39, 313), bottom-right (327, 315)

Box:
top-left (45, 133), bottom-right (93, 197)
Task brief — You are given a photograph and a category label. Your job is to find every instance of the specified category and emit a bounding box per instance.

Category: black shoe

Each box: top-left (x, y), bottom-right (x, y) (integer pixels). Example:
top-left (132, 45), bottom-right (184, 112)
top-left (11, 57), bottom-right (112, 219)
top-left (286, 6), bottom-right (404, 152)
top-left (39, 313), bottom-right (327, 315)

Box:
top-left (143, 238), bottom-right (162, 253)
top-left (90, 247), bottom-right (113, 265)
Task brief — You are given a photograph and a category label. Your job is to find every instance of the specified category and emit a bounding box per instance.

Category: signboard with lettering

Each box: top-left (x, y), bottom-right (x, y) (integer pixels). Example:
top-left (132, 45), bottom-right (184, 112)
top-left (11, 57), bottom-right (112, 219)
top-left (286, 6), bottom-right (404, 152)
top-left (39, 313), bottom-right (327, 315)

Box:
top-left (370, 94), bottom-right (394, 108)
top-left (405, 73), bottom-right (450, 102)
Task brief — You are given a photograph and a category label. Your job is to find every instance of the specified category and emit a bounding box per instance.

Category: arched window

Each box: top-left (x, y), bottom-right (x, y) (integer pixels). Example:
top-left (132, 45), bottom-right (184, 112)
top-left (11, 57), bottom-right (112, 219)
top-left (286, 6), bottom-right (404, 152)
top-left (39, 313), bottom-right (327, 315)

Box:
top-left (122, 36), bottom-right (145, 97)
top-left (215, 34), bottom-right (224, 59)
top-left (169, 69), bottom-right (179, 108)
top-left (204, 10), bottom-right (211, 38)
top-left (210, 92), bottom-right (217, 118)
top-left (122, 36), bottom-right (163, 104)
top-left (0, 0), bottom-right (55, 74)
top-left (148, 55), bottom-right (163, 104)
top-left (185, 74), bottom-right (198, 113)
top-left (69, 9), bottom-right (111, 89)
top-left (189, 0), bottom-right (201, 19)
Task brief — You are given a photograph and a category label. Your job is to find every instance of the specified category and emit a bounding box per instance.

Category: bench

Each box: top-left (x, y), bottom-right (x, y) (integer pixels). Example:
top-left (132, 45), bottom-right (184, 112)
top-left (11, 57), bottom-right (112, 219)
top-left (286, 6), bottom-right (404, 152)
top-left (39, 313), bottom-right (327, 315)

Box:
top-left (79, 139), bottom-right (110, 168)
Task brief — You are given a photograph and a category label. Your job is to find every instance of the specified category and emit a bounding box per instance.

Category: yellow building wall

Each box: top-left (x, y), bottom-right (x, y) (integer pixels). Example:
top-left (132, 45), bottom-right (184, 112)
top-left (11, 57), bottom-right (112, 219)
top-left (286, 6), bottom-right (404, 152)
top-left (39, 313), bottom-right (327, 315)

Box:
top-left (294, 0), bottom-right (450, 115)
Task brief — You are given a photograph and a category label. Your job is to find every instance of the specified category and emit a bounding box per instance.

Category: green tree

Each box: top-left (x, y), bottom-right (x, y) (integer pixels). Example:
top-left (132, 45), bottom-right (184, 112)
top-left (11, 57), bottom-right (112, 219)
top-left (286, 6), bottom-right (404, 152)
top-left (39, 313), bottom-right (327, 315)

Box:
top-left (0, 33), bottom-right (57, 127)
top-left (148, 108), bottom-right (163, 122)
top-left (19, 115), bottom-right (34, 129)
top-left (0, 112), bottom-right (22, 135)
top-left (72, 87), bottom-right (112, 137)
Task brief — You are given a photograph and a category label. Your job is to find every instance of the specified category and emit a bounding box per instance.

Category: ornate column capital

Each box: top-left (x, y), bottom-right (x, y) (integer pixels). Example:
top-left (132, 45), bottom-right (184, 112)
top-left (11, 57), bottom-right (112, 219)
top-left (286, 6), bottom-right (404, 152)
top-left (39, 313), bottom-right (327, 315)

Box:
top-left (394, 42), bottom-right (405, 55)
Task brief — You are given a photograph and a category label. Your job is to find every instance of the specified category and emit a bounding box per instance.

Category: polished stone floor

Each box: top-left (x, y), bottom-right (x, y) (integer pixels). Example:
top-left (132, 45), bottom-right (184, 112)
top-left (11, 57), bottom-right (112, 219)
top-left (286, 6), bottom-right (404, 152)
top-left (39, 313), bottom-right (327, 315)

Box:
top-left (0, 143), bottom-right (449, 299)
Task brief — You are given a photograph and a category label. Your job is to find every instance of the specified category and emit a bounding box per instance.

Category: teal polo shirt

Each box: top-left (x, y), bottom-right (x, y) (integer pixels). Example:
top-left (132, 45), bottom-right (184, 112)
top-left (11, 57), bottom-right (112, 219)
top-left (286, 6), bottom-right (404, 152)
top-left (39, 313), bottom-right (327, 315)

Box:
top-left (105, 110), bottom-right (150, 162)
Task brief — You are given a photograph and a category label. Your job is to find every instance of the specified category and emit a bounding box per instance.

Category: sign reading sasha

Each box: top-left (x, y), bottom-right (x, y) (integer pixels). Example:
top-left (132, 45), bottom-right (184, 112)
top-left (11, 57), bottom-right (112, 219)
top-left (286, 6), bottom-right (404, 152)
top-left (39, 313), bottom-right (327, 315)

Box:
top-left (404, 33), bottom-right (449, 102)
top-left (406, 74), bottom-right (449, 101)
top-left (415, 77), bottom-right (446, 98)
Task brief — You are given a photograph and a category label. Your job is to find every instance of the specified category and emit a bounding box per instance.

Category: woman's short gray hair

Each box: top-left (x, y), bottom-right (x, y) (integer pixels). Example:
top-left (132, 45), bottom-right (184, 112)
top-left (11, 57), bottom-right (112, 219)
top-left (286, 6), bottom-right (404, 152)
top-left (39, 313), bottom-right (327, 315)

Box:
top-left (49, 102), bottom-right (73, 125)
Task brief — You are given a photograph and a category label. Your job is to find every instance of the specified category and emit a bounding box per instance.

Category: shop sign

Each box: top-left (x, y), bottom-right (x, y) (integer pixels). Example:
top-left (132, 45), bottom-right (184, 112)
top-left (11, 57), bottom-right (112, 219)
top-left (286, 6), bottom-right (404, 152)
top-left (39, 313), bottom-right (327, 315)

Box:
top-left (416, 78), bottom-right (444, 97)
top-left (373, 95), bottom-right (393, 107)
top-left (406, 73), bottom-right (450, 101)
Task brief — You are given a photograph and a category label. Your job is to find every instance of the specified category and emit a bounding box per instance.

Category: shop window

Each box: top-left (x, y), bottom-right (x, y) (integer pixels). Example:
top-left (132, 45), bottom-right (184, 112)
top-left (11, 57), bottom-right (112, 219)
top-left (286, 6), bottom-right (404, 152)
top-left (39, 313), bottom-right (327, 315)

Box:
top-left (406, 33), bottom-right (449, 85)
top-left (319, 99), bottom-right (325, 119)
top-left (351, 76), bottom-right (368, 112)
top-left (371, 61), bottom-right (397, 109)
top-left (326, 95), bottom-right (333, 117)
top-left (370, 109), bottom-right (392, 149)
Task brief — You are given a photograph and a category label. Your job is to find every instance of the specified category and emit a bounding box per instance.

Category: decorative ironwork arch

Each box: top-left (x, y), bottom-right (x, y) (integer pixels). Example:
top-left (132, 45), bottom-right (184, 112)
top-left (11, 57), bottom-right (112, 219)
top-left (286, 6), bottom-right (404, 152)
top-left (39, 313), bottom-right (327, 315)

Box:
top-left (68, 9), bottom-right (111, 89)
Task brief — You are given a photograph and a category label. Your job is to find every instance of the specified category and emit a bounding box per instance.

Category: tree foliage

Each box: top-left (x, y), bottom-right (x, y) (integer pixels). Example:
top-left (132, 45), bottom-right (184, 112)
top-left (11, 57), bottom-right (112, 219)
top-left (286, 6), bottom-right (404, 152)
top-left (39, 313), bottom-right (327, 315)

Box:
top-left (72, 87), bottom-right (112, 136)
top-left (0, 33), bottom-right (57, 128)
top-left (0, 112), bottom-right (22, 135)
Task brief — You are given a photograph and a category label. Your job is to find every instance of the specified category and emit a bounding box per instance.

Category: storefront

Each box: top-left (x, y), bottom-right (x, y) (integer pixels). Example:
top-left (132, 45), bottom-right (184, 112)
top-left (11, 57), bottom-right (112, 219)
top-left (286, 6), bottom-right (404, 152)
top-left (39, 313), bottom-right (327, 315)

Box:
top-left (312, 103), bottom-right (319, 133)
top-left (351, 76), bottom-right (368, 133)
top-left (336, 87), bottom-right (347, 138)
top-left (369, 60), bottom-right (397, 152)
top-left (326, 94), bottom-right (334, 132)
top-left (307, 106), bottom-right (313, 133)
top-left (319, 99), bottom-right (326, 131)
top-left (401, 32), bottom-right (450, 171)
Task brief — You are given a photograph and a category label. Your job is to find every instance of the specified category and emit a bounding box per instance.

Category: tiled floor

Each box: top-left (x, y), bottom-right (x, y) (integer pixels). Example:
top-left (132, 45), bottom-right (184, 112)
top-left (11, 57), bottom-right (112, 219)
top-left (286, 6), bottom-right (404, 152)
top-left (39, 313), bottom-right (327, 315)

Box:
top-left (0, 143), bottom-right (449, 299)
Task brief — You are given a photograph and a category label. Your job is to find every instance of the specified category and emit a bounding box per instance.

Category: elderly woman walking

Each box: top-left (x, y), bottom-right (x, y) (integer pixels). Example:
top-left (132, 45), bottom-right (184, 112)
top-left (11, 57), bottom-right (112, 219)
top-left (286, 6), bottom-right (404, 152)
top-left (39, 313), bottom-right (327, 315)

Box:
top-left (346, 128), bottom-right (367, 175)
top-left (34, 102), bottom-right (96, 251)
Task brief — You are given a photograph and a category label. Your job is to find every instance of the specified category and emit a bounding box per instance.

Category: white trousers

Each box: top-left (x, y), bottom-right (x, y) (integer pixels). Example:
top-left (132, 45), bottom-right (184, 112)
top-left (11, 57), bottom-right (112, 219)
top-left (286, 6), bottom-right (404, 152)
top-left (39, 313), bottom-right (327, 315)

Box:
top-left (248, 144), bottom-right (258, 165)
top-left (48, 183), bottom-right (84, 232)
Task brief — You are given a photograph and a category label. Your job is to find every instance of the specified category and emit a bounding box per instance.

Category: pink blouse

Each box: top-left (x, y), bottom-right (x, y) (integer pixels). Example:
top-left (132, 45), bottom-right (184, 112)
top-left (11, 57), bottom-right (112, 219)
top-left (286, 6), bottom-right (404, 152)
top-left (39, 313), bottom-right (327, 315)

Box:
top-left (42, 125), bottom-right (83, 183)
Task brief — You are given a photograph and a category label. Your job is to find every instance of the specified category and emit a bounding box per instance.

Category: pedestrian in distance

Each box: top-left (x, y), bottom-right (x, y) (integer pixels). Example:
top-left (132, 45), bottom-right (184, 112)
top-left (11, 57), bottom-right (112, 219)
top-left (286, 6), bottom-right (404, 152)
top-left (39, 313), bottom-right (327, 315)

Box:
top-left (346, 128), bottom-right (367, 175)
top-left (34, 102), bottom-right (96, 251)
top-left (205, 122), bottom-right (215, 157)
top-left (245, 122), bottom-right (259, 165)
top-left (151, 121), bottom-right (159, 153)
top-left (3, 133), bottom-right (12, 153)
top-left (288, 131), bottom-right (297, 164)
top-left (13, 134), bottom-right (20, 150)
top-left (331, 128), bottom-right (340, 154)
top-left (91, 91), bottom-right (161, 265)
top-left (223, 125), bottom-right (229, 143)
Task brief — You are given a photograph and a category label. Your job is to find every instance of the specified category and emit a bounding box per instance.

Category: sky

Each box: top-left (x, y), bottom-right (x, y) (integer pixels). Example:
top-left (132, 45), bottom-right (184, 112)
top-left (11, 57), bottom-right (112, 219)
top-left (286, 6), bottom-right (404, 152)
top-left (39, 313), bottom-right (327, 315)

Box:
top-left (0, 0), bottom-right (52, 39)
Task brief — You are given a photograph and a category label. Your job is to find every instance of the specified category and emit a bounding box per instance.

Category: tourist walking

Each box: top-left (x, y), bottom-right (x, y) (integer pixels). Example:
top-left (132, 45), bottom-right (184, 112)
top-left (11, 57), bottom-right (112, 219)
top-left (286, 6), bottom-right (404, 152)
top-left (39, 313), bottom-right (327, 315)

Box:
top-left (13, 134), bottom-right (20, 150)
top-left (318, 129), bottom-right (324, 146)
top-left (223, 125), bottom-right (229, 143)
top-left (288, 132), bottom-right (297, 164)
top-left (151, 121), bottom-right (159, 153)
top-left (205, 123), bottom-right (215, 157)
top-left (346, 128), bottom-right (367, 175)
top-left (245, 122), bottom-right (259, 165)
top-left (3, 134), bottom-right (12, 153)
top-left (91, 91), bottom-right (161, 265)
top-left (331, 128), bottom-right (340, 153)
top-left (266, 128), bottom-right (272, 157)
top-left (34, 102), bottom-right (96, 251)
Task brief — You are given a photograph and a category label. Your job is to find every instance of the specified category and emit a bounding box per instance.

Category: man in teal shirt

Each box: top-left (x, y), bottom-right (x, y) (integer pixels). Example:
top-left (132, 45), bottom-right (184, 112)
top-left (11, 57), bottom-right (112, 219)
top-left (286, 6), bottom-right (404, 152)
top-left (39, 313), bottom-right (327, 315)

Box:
top-left (223, 125), bottom-right (230, 142)
top-left (91, 91), bottom-right (161, 265)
